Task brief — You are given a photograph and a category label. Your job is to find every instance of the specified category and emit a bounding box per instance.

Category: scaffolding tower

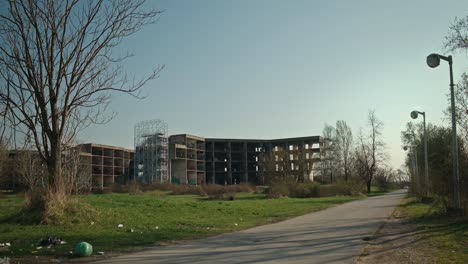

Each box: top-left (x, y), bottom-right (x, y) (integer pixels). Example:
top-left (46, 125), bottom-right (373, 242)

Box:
top-left (134, 119), bottom-right (169, 183)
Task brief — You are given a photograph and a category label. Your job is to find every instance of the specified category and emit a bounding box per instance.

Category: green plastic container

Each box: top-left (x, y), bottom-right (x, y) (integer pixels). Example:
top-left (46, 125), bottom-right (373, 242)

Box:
top-left (75, 241), bottom-right (93, 257)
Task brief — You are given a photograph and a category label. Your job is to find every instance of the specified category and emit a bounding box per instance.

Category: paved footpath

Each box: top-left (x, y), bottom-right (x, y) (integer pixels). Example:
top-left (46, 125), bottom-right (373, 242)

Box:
top-left (95, 190), bottom-right (406, 264)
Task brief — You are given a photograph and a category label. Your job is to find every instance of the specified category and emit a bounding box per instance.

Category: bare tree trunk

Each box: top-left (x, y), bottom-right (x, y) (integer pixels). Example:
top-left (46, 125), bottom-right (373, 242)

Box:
top-left (366, 176), bottom-right (372, 193)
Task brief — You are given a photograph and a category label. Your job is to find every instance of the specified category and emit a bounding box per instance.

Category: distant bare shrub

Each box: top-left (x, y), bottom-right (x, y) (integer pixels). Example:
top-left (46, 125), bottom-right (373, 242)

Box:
top-left (106, 183), bottom-right (128, 193)
top-left (128, 181), bottom-right (142, 194)
top-left (141, 182), bottom-right (173, 192)
top-left (170, 184), bottom-right (204, 195)
top-left (289, 182), bottom-right (320, 198)
top-left (200, 184), bottom-right (242, 200)
top-left (227, 183), bottom-right (256, 193)
top-left (268, 181), bottom-right (290, 198)
top-left (319, 181), bottom-right (364, 197)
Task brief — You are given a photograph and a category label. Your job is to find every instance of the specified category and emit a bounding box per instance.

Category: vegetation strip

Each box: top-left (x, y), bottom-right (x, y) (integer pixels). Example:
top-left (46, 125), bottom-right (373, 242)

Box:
top-left (0, 192), bottom-right (362, 259)
top-left (396, 197), bottom-right (468, 263)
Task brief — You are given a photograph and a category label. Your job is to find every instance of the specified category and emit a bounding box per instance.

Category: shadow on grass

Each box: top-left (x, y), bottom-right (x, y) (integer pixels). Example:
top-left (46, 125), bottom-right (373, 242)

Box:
top-left (0, 207), bottom-right (43, 225)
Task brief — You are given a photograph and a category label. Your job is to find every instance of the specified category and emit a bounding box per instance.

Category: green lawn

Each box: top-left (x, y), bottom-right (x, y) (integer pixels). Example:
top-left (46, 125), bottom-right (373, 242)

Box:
top-left (398, 197), bottom-right (468, 264)
top-left (0, 192), bottom-right (361, 258)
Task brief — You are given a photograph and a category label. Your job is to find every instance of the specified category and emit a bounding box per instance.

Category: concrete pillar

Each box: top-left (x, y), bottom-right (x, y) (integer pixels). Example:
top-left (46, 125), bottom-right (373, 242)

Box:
top-left (243, 142), bottom-right (248, 183)
top-left (227, 142), bottom-right (232, 184)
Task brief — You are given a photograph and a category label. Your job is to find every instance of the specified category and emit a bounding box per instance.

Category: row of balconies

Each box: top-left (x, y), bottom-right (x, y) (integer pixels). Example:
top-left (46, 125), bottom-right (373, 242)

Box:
top-left (91, 156), bottom-right (130, 166)
top-left (92, 165), bottom-right (125, 176)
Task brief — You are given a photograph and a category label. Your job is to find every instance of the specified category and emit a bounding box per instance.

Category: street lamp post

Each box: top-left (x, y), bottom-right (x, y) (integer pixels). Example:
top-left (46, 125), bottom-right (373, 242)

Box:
top-left (411, 110), bottom-right (429, 196)
top-left (427, 53), bottom-right (460, 209)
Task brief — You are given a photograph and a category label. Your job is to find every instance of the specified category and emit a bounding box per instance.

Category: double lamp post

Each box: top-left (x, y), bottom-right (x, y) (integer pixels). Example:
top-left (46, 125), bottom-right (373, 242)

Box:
top-left (409, 110), bottom-right (429, 197)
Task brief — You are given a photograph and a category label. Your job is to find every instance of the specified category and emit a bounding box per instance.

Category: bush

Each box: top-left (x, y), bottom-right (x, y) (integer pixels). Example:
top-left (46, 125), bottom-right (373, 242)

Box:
top-left (13, 189), bottom-right (99, 225)
top-left (224, 183), bottom-right (255, 193)
top-left (141, 182), bottom-right (173, 192)
top-left (289, 182), bottom-right (320, 198)
top-left (105, 183), bottom-right (129, 193)
top-left (93, 182), bottom-right (254, 197)
top-left (319, 180), bottom-right (365, 197)
top-left (169, 184), bottom-right (204, 195)
top-left (44, 197), bottom-right (99, 225)
top-left (268, 181), bottom-right (290, 198)
top-left (201, 184), bottom-right (225, 199)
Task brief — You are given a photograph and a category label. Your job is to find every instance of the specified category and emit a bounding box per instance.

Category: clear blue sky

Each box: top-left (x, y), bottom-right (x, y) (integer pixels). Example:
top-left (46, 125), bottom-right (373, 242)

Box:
top-left (80, 0), bottom-right (468, 170)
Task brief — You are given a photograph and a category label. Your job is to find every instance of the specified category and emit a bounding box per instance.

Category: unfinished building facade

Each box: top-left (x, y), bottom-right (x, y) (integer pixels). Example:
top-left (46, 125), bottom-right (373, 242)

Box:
top-left (134, 120), bottom-right (169, 183)
top-left (169, 134), bottom-right (205, 184)
top-left (79, 143), bottom-right (134, 189)
top-left (169, 135), bottom-right (321, 185)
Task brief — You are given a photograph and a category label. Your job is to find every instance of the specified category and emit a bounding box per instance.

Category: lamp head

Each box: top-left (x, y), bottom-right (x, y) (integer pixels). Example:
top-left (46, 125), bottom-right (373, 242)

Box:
top-left (427, 53), bottom-right (440, 68)
top-left (410, 111), bottom-right (419, 119)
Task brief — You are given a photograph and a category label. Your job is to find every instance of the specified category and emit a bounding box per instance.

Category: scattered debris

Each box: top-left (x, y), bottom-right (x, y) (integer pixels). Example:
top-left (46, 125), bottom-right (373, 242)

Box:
top-left (4, 243), bottom-right (10, 247)
top-left (38, 236), bottom-right (66, 247)
top-left (90, 221), bottom-right (95, 225)
top-left (117, 224), bottom-right (124, 228)
top-left (234, 223), bottom-right (238, 226)
top-left (206, 227), bottom-right (210, 230)
top-left (96, 251), bottom-right (105, 255)
top-left (0, 257), bottom-right (10, 264)
top-left (0, 243), bottom-right (10, 248)
top-left (35, 247), bottom-right (42, 250)
top-left (128, 228), bottom-right (134, 233)
top-left (155, 226), bottom-right (159, 230)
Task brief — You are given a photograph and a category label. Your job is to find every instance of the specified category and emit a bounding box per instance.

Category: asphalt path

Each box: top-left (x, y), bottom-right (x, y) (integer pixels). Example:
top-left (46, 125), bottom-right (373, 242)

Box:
top-left (95, 190), bottom-right (406, 264)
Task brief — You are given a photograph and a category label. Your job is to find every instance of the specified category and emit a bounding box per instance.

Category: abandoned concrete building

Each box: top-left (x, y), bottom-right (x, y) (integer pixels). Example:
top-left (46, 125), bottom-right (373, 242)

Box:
top-left (168, 134), bottom-right (321, 185)
top-left (4, 134), bottom-right (321, 191)
top-left (78, 143), bottom-right (134, 189)
top-left (78, 133), bottom-right (321, 189)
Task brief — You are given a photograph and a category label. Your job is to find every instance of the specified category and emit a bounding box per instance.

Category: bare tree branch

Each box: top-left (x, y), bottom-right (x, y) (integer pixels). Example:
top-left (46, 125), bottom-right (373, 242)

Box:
top-left (0, 0), bottom-right (163, 201)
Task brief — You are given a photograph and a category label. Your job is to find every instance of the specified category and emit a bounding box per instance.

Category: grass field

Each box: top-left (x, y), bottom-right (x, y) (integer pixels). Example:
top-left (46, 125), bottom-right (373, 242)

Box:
top-left (0, 191), bottom-right (362, 259)
top-left (398, 197), bottom-right (468, 263)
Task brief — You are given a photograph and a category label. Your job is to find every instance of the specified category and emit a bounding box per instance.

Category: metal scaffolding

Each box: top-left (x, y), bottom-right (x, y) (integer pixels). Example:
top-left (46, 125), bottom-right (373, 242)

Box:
top-left (134, 119), bottom-right (169, 183)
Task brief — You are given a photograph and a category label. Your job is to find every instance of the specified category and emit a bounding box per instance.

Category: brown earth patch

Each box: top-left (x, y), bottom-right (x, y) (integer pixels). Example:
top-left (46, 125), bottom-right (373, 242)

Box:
top-left (356, 209), bottom-right (437, 264)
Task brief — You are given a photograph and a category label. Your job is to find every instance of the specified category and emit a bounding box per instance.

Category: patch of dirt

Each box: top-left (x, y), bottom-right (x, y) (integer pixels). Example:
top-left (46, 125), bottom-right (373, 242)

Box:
top-left (356, 209), bottom-right (437, 264)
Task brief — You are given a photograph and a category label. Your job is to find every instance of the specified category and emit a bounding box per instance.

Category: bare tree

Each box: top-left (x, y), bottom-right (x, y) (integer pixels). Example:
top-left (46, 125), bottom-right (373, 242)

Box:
top-left (321, 124), bottom-right (337, 183)
top-left (355, 110), bottom-right (385, 193)
top-left (0, 141), bottom-right (8, 187)
top-left (15, 150), bottom-right (46, 193)
top-left (0, 0), bottom-right (163, 202)
top-left (445, 16), bottom-right (468, 52)
top-left (335, 120), bottom-right (353, 182)
top-left (259, 148), bottom-right (310, 184)
top-left (62, 145), bottom-right (91, 195)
